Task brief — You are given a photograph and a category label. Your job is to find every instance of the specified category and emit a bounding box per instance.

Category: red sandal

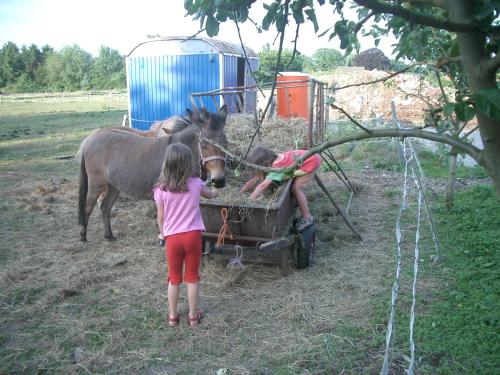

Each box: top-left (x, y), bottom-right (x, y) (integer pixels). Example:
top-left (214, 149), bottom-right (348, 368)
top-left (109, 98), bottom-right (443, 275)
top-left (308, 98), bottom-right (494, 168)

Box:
top-left (187, 310), bottom-right (204, 327)
top-left (168, 314), bottom-right (180, 327)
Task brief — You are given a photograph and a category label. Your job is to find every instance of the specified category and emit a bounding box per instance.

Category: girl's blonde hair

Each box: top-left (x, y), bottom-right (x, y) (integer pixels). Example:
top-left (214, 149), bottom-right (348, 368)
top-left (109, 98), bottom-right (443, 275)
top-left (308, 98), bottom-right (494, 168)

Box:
top-left (157, 143), bottom-right (197, 192)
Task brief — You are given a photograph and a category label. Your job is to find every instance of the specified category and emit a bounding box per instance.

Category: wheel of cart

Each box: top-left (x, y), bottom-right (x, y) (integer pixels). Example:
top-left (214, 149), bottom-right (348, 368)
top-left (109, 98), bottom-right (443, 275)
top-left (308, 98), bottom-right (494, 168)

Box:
top-left (291, 222), bottom-right (316, 269)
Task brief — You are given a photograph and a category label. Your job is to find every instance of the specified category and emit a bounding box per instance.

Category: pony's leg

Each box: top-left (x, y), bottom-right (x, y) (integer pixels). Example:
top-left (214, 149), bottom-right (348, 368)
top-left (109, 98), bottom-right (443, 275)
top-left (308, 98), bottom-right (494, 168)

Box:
top-left (80, 183), bottom-right (102, 242)
top-left (100, 184), bottom-right (120, 241)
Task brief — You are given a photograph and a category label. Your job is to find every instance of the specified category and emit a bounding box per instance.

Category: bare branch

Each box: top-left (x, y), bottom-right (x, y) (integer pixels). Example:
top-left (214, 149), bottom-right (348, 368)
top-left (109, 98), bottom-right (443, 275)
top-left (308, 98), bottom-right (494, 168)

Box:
top-left (243, 0), bottom-right (290, 159)
top-left (185, 29), bottom-right (207, 40)
top-left (287, 23), bottom-right (301, 69)
top-left (353, 0), bottom-right (487, 34)
top-left (333, 63), bottom-right (423, 91)
top-left (402, 0), bottom-right (446, 7)
top-left (203, 128), bottom-right (486, 174)
top-left (434, 69), bottom-right (450, 104)
top-left (353, 11), bottom-right (375, 33)
top-left (461, 125), bottom-right (479, 140)
top-left (395, 84), bottom-right (436, 108)
top-left (299, 129), bottom-right (485, 171)
top-left (456, 121), bottom-right (468, 136)
top-left (234, 18), bottom-right (265, 97)
top-left (330, 104), bottom-right (373, 134)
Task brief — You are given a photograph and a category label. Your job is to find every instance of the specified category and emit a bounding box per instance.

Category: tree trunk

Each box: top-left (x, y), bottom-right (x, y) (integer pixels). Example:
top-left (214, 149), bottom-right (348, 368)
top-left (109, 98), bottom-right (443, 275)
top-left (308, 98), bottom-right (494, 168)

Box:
top-left (448, 0), bottom-right (500, 196)
top-left (445, 152), bottom-right (457, 210)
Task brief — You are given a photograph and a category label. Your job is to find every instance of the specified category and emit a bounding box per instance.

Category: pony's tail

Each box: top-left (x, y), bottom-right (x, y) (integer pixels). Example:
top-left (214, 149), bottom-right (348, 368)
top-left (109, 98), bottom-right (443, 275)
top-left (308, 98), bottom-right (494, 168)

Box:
top-left (78, 153), bottom-right (88, 226)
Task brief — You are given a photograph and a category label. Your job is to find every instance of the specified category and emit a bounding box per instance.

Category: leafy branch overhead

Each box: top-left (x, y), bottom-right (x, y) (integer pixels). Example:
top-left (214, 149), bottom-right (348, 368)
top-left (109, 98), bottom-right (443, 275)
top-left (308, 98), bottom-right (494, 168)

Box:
top-left (184, 0), bottom-right (500, 196)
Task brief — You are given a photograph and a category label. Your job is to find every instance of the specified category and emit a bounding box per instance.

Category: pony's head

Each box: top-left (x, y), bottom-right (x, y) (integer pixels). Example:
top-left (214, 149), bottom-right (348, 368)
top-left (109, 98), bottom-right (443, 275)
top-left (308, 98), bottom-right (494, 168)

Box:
top-left (187, 105), bottom-right (228, 188)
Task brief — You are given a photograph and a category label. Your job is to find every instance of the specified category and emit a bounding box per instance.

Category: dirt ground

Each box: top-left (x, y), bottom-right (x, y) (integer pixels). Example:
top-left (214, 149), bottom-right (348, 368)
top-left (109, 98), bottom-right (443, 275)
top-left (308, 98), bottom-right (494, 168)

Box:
top-left (1, 156), bottom-right (415, 373)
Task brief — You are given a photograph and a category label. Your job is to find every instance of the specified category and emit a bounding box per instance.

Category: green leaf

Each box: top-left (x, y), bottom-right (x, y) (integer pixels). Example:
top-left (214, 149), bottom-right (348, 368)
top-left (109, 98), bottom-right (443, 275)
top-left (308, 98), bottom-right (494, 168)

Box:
top-left (318, 26), bottom-right (333, 38)
top-left (454, 102), bottom-right (476, 122)
top-left (262, 3), bottom-right (278, 30)
top-left (206, 15), bottom-right (220, 37)
top-left (305, 9), bottom-right (319, 32)
top-left (473, 88), bottom-right (500, 120)
top-left (443, 103), bottom-right (455, 116)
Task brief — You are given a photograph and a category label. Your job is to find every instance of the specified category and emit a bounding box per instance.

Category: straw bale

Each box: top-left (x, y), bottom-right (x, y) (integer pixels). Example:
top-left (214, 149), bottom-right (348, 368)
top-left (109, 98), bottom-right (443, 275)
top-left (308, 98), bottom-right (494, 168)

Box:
top-left (225, 114), bottom-right (309, 157)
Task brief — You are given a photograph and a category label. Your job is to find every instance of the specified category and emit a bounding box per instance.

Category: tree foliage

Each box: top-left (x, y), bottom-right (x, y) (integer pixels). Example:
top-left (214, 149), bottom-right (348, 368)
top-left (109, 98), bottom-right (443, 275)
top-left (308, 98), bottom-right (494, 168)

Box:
top-left (306, 48), bottom-right (346, 71)
top-left (91, 46), bottom-right (126, 89)
top-left (0, 42), bottom-right (125, 93)
top-left (184, 0), bottom-right (500, 195)
top-left (256, 47), bottom-right (306, 83)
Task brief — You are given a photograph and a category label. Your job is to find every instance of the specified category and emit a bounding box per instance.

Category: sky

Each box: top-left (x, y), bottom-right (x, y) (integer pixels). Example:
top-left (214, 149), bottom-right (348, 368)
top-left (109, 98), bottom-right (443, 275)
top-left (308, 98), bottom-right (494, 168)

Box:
top-left (0, 0), bottom-right (397, 57)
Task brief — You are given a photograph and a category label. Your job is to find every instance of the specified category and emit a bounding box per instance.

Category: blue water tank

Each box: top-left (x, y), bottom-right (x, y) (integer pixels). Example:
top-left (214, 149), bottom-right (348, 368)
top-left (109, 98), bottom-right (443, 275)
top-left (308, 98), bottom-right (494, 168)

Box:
top-left (126, 37), bottom-right (259, 130)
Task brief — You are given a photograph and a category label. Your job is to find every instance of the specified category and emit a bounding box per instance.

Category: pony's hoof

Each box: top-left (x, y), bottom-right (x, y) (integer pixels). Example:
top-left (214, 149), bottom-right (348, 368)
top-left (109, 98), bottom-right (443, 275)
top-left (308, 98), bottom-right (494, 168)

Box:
top-left (105, 236), bottom-right (117, 242)
top-left (80, 236), bottom-right (87, 242)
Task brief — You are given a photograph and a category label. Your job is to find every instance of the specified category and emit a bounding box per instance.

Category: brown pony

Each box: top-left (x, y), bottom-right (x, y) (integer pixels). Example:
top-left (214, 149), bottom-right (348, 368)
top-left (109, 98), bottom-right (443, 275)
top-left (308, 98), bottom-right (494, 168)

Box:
top-left (77, 106), bottom-right (228, 242)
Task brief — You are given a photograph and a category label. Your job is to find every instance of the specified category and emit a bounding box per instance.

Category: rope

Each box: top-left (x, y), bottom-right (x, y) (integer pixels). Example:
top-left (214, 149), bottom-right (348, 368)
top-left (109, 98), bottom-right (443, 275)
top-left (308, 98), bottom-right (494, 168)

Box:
top-left (227, 245), bottom-right (245, 269)
top-left (408, 163), bottom-right (423, 375)
top-left (392, 102), bottom-right (441, 261)
top-left (380, 139), bottom-right (410, 375)
top-left (216, 208), bottom-right (235, 248)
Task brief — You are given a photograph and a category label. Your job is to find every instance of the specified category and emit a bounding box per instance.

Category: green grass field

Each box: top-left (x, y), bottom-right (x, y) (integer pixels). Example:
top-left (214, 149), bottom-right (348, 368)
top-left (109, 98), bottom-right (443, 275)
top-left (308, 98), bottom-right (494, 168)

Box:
top-left (0, 92), bottom-right (498, 374)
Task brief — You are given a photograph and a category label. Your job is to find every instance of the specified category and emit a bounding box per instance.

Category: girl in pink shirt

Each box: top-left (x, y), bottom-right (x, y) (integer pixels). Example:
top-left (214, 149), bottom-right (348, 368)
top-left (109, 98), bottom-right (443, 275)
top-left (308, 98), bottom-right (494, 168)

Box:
top-left (153, 143), bottom-right (218, 327)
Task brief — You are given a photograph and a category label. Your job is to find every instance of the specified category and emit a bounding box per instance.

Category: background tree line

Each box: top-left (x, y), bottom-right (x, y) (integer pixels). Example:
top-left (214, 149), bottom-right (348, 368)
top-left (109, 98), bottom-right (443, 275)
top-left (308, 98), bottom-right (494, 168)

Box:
top-left (0, 40), bottom-right (403, 93)
top-left (0, 42), bottom-right (126, 93)
top-left (255, 45), bottom-right (407, 83)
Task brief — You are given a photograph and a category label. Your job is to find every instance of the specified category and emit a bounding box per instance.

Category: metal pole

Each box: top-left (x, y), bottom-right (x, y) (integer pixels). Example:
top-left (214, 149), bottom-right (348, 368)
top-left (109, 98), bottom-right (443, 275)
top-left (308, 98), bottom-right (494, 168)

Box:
top-left (314, 175), bottom-right (362, 240)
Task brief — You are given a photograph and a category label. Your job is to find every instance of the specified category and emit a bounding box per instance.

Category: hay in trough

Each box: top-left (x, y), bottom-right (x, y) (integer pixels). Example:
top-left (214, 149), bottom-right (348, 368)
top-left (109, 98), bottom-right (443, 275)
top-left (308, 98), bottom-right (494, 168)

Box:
top-left (205, 168), bottom-right (286, 207)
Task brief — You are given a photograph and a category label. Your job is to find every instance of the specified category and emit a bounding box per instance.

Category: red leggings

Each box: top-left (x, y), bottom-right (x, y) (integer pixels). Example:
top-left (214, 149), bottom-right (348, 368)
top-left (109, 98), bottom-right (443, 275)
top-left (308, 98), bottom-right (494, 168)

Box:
top-left (165, 230), bottom-right (202, 285)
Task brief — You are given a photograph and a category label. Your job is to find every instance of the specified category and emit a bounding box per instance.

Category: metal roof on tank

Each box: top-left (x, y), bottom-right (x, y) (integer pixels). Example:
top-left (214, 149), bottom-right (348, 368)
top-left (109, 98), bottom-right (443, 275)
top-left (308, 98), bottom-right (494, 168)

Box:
top-left (127, 36), bottom-right (258, 58)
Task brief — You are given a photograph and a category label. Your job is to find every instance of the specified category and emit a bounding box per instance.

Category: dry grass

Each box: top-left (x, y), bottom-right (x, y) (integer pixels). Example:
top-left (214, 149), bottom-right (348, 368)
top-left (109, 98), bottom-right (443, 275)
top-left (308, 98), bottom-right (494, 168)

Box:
top-left (1, 166), bottom-right (402, 374)
top-left (1, 108), bottom-right (404, 374)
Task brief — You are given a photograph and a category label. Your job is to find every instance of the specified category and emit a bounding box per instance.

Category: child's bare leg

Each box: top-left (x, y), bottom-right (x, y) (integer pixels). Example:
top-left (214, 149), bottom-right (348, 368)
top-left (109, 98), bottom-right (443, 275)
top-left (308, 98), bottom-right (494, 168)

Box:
top-left (187, 282), bottom-right (199, 319)
top-left (292, 174), bottom-right (313, 218)
top-left (292, 186), bottom-right (311, 218)
top-left (168, 282), bottom-right (180, 318)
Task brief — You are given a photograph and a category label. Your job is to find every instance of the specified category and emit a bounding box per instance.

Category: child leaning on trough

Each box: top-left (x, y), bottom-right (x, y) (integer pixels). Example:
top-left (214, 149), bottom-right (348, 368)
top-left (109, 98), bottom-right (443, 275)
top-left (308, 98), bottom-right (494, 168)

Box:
top-left (240, 145), bottom-right (321, 231)
top-left (153, 143), bottom-right (219, 327)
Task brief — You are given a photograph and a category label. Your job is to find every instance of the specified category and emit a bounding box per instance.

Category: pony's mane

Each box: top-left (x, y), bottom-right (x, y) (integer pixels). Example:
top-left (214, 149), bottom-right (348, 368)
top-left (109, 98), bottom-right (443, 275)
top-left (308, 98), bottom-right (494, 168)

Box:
top-left (169, 116), bottom-right (192, 133)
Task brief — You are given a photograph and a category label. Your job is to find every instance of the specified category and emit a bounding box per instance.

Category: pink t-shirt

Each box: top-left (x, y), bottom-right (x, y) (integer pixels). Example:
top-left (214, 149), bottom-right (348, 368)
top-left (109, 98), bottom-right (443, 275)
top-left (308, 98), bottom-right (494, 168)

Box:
top-left (153, 177), bottom-right (206, 237)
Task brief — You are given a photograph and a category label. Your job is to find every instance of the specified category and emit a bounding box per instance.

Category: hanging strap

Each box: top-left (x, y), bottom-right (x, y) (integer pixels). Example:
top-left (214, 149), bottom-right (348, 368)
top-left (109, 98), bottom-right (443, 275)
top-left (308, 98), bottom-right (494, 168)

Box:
top-left (216, 208), bottom-right (235, 248)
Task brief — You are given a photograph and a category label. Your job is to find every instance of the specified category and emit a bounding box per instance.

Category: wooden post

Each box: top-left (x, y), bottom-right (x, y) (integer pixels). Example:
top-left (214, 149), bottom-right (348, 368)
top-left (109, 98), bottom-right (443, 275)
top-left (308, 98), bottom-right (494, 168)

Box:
top-left (121, 115), bottom-right (128, 127)
top-left (308, 79), bottom-right (315, 148)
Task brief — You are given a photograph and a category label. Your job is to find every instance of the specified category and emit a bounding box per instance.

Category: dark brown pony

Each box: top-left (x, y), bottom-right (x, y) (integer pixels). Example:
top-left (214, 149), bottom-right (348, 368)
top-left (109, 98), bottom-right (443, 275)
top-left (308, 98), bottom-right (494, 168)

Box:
top-left (78, 106), bottom-right (228, 242)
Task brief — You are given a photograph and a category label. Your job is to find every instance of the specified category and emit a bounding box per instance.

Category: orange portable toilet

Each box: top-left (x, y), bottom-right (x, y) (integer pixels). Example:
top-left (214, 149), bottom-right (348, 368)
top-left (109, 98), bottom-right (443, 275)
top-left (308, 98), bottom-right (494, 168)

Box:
top-left (276, 72), bottom-right (310, 119)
